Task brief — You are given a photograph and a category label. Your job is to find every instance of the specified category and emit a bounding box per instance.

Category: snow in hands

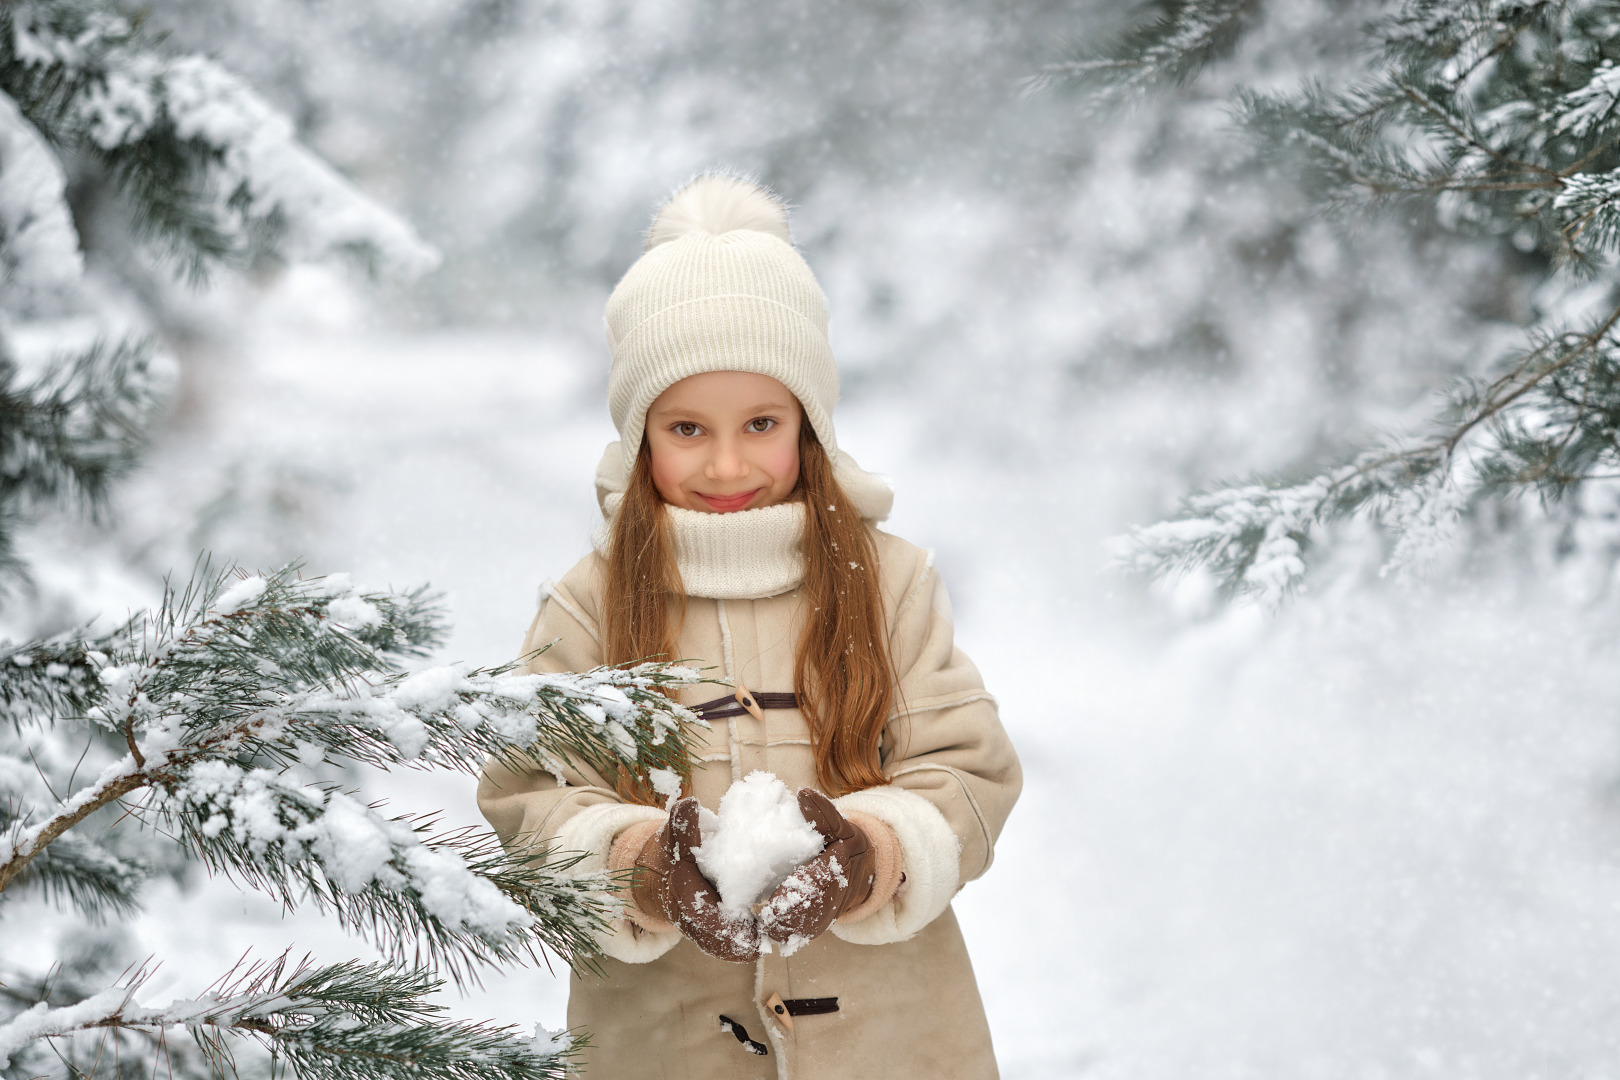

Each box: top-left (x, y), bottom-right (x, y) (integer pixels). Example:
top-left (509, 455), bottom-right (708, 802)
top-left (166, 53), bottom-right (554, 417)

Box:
top-left (0, 954), bottom-right (580, 1080)
top-left (694, 772), bottom-right (825, 921)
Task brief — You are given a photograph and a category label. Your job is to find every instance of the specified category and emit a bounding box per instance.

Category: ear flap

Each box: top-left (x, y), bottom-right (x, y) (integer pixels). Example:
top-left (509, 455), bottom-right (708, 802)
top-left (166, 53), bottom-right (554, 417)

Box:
top-left (595, 441), bottom-right (630, 515)
top-left (832, 451), bottom-right (894, 523)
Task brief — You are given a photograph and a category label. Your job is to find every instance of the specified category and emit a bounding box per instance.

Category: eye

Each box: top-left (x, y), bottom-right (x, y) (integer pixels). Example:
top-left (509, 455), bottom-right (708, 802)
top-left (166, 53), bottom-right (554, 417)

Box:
top-left (746, 417), bottom-right (777, 434)
top-left (672, 422), bottom-right (702, 438)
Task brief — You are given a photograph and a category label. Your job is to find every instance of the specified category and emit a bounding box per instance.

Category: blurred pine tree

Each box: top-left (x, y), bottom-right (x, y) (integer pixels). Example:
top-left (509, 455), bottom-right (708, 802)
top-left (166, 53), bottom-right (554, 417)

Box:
top-left (1073, 0), bottom-right (1620, 600)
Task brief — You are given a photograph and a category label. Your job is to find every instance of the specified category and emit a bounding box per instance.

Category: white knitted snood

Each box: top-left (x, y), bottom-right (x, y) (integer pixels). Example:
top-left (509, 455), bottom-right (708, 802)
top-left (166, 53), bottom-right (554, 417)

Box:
top-left (589, 501), bottom-right (805, 601)
top-left (673, 502), bottom-right (805, 600)
top-left (589, 440), bottom-right (895, 601)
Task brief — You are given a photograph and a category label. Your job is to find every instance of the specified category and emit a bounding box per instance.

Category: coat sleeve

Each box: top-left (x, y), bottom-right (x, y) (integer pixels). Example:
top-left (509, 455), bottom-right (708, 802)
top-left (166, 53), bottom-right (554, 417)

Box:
top-left (831, 539), bottom-right (1022, 946)
top-left (475, 556), bottom-right (677, 963)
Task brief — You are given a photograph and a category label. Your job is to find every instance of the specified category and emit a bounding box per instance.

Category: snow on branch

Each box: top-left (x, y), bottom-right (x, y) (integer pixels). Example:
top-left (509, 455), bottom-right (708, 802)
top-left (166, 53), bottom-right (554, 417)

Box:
top-left (160, 765), bottom-right (618, 978)
top-left (0, 0), bottom-right (439, 281)
top-left (0, 810), bottom-right (145, 920)
top-left (0, 955), bottom-right (579, 1080)
top-left (0, 561), bottom-right (704, 975)
top-left (1120, 303), bottom-right (1620, 598)
top-left (0, 628), bottom-right (114, 730)
top-left (1095, 0), bottom-right (1620, 598)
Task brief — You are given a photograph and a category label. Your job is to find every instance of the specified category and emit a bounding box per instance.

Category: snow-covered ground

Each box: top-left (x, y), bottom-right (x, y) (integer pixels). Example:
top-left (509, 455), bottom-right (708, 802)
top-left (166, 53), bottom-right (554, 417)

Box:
top-left (25, 288), bottom-right (1613, 1078)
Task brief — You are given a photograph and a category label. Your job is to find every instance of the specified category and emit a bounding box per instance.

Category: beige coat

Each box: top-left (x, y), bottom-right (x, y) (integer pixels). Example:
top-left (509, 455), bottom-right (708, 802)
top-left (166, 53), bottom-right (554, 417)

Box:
top-left (478, 524), bottom-right (1022, 1080)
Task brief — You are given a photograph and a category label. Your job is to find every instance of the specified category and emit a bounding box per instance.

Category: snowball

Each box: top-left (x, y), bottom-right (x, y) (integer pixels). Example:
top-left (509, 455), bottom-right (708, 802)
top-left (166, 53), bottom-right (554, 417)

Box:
top-left (693, 772), bottom-right (825, 919)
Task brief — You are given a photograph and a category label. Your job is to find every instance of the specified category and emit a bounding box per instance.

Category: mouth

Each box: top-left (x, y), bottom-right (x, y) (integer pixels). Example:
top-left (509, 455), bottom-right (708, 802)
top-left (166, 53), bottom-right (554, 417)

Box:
top-left (697, 489), bottom-right (761, 512)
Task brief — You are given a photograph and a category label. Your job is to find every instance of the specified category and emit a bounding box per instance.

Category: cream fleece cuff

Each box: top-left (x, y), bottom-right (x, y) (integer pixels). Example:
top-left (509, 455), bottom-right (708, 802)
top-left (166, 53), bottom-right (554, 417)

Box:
top-left (828, 786), bottom-right (962, 945)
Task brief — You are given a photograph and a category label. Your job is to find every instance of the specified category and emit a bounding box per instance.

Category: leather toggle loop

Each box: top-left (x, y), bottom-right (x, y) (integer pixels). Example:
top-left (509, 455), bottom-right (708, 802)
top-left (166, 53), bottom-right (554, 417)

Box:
top-left (690, 689), bottom-right (798, 721)
top-left (718, 1015), bottom-right (769, 1056)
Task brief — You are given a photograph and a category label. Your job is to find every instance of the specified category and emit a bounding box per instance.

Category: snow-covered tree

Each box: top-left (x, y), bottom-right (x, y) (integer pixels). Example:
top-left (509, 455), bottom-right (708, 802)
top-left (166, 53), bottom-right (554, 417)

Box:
top-left (0, 5), bottom-right (704, 1078)
top-left (0, 563), bottom-right (702, 1080)
top-left (0, 0), bottom-right (438, 592)
top-left (1070, 0), bottom-right (1620, 601)
top-left (1, 0), bottom-right (437, 285)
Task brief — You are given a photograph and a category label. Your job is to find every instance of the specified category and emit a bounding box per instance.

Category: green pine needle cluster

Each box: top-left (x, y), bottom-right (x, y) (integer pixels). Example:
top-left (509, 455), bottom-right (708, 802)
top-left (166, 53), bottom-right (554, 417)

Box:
top-left (1, 0), bottom-right (435, 282)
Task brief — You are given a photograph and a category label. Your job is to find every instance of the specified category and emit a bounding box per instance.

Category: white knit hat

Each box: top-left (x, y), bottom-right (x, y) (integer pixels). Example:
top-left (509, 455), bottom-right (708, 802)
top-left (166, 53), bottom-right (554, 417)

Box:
top-left (596, 173), bottom-right (892, 522)
top-left (604, 174), bottom-right (839, 464)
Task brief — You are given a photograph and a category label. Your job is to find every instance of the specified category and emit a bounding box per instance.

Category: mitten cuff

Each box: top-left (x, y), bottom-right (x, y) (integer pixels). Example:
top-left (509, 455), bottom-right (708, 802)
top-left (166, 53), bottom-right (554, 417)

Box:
top-left (828, 786), bottom-right (961, 945)
top-left (607, 817), bottom-right (664, 872)
top-left (553, 802), bottom-right (678, 962)
top-left (836, 812), bottom-right (903, 925)
top-left (607, 817), bottom-right (676, 933)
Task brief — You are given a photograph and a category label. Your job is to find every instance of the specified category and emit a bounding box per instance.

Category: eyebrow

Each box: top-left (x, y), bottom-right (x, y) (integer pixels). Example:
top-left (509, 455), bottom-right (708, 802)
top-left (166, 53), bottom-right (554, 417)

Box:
top-left (653, 401), bottom-right (795, 420)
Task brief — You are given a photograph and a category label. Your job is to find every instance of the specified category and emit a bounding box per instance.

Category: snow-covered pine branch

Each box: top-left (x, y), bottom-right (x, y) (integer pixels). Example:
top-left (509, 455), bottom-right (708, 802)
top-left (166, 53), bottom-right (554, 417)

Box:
top-left (160, 766), bottom-right (622, 980)
top-left (0, 0), bottom-right (438, 282)
top-left (0, 955), bottom-right (580, 1080)
top-left (0, 807), bottom-right (145, 920)
top-left (1086, 0), bottom-right (1620, 598)
top-left (1118, 307), bottom-right (1620, 597)
top-left (0, 561), bottom-right (704, 979)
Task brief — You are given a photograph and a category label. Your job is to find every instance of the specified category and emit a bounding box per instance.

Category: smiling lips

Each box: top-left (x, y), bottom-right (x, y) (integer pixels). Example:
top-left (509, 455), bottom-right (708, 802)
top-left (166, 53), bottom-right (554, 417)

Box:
top-left (698, 489), bottom-right (760, 512)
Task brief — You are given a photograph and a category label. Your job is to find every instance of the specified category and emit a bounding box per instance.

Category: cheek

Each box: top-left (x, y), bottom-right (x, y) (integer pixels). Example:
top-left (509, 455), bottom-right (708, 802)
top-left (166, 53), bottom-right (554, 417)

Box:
top-left (764, 443), bottom-right (801, 489)
top-left (647, 444), bottom-right (688, 503)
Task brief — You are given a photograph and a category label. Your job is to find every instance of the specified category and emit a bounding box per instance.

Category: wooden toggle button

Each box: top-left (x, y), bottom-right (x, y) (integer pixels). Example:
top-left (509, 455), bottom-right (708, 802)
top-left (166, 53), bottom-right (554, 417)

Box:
top-left (766, 992), bottom-right (792, 1030)
top-left (733, 677), bottom-right (765, 723)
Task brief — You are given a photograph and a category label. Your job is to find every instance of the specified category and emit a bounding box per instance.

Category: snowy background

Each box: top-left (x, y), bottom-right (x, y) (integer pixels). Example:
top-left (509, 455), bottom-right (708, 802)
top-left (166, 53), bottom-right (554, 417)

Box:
top-left (11, 0), bottom-right (1620, 1076)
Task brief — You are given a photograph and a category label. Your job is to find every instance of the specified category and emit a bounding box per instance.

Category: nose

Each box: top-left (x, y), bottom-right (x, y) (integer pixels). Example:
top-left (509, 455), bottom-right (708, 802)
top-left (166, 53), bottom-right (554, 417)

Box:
top-left (705, 436), bottom-right (748, 482)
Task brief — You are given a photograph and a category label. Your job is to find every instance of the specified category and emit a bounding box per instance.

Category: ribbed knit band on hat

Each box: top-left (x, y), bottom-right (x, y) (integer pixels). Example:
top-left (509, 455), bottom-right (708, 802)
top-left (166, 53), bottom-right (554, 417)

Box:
top-left (604, 174), bottom-right (839, 471)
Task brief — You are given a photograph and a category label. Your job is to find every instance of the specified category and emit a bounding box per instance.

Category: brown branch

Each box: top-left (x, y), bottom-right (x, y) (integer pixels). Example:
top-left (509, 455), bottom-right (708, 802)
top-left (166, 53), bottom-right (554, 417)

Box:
top-left (1558, 143), bottom-right (1611, 179)
top-left (1400, 83), bottom-right (1561, 180)
top-left (0, 770), bottom-right (149, 894)
top-left (1321, 300), bottom-right (1620, 501)
top-left (124, 725), bottom-right (145, 770)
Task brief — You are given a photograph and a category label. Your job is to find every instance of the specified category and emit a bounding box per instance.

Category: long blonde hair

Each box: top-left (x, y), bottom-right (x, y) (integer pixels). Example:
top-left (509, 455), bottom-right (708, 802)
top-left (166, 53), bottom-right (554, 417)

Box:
top-left (602, 423), bottom-right (894, 800)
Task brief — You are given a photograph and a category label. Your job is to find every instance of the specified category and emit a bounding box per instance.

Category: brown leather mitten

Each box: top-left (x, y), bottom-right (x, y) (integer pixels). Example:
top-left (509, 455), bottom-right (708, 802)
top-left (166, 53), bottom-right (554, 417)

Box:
top-left (631, 797), bottom-right (761, 963)
top-left (758, 789), bottom-right (878, 944)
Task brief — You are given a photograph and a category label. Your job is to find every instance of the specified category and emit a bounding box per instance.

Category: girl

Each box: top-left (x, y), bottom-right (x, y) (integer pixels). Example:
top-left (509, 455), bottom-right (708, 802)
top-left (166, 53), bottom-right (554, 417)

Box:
top-left (477, 174), bottom-right (1021, 1079)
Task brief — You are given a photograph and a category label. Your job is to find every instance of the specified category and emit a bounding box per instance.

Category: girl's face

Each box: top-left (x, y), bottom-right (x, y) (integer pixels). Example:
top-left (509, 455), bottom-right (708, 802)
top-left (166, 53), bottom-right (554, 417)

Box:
top-left (645, 371), bottom-right (802, 513)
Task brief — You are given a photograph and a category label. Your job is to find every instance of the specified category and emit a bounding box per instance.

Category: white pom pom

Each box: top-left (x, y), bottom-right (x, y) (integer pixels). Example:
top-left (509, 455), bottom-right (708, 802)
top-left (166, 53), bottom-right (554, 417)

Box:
top-left (644, 173), bottom-right (791, 251)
